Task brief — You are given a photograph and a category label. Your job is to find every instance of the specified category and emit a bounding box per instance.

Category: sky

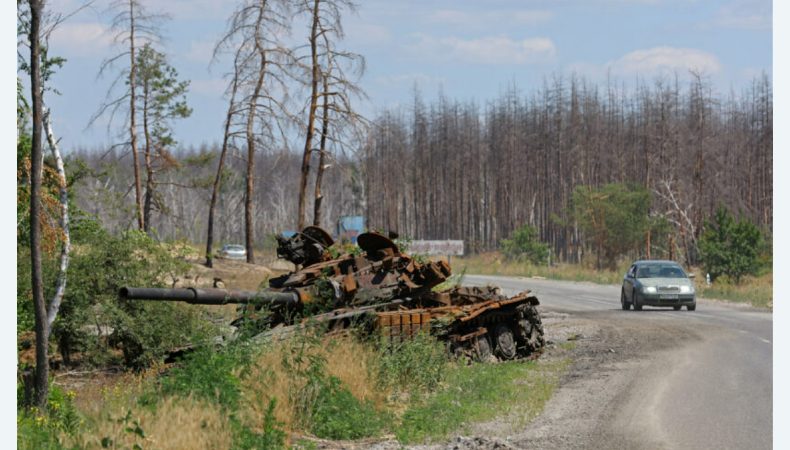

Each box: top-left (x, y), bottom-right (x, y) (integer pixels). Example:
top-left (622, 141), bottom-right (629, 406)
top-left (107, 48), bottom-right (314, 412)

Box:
top-left (28, 0), bottom-right (774, 152)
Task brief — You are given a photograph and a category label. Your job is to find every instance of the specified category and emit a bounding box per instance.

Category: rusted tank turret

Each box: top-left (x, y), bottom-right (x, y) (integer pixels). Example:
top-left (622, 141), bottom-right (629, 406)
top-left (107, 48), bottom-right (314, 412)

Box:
top-left (120, 226), bottom-right (544, 361)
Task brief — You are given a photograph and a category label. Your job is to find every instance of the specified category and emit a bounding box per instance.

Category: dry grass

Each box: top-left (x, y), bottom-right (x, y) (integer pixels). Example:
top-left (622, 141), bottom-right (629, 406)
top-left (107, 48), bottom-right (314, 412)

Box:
top-left (695, 272), bottom-right (773, 309)
top-left (53, 366), bottom-right (232, 450)
top-left (455, 252), bottom-right (628, 285)
top-left (239, 332), bottom-right (386, 433)
top-left (67, 396), bottom-right (232, 450)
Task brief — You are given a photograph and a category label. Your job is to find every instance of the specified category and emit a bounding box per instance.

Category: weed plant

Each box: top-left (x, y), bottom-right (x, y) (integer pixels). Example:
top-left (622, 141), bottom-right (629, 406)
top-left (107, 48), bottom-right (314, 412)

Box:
top-left (158, 342), bottom-right (254, 409)
top-left (377, 332), bottom-right (448, 394)
top-left (17, 384), bottom-right (81, 450)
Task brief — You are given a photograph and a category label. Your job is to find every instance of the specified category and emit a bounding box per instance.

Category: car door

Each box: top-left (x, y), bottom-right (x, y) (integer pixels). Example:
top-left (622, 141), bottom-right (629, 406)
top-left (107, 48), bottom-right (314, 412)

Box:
top-left (623, 264), bottom-right (637, 302)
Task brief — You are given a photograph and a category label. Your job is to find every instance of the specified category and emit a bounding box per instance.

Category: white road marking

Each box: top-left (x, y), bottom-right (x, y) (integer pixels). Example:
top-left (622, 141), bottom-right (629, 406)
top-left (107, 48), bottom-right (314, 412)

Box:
top-left (759, 338), bottom-right (771, 344)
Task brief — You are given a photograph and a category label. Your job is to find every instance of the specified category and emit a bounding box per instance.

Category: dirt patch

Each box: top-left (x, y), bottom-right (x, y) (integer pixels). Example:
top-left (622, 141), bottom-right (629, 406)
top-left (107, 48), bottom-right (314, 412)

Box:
top-left (172, 257), bottom-right (285, 291)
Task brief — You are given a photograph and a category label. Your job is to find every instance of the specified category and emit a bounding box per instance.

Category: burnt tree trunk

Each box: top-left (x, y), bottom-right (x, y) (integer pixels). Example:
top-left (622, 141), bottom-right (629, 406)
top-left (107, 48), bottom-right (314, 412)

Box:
top-left (205, 68), bottom-right (240, 267)
top-left (313, 75), bottom-right (330, 227)
top-left (128, 0), bottom-right (144, 230)
top-left (297, 0), bottom-right (321, 230)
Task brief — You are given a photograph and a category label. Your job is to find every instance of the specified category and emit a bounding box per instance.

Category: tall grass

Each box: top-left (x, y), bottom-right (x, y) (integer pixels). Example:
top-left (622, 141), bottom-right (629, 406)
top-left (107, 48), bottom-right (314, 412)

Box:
top-left (696, 273), bottom-right (773, 308)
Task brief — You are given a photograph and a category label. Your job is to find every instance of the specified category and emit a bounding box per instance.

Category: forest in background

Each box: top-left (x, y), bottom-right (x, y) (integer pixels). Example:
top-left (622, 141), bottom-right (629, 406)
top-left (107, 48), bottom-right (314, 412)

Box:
top-left (71, 72), bottom-right (773, 266)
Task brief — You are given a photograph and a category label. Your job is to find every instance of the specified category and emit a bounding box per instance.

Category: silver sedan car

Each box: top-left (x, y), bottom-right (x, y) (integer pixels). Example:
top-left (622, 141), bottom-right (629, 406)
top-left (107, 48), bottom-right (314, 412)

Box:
top-left (218, 244), bottom-right (247, 260)
top-left (621, 260), bottom-right (696, 311)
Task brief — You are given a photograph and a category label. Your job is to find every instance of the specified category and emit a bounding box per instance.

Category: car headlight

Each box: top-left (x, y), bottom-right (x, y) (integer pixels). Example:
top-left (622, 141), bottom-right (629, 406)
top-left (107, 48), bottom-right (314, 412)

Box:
top-left (680, 285), bottom-right (693, 294)
top-left (643, 286), bottom-right (657, 294)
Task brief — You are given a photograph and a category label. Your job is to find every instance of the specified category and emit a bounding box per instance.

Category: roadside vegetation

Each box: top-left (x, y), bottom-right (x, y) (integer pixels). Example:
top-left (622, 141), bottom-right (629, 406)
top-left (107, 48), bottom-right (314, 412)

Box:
top-left (18, 326), bottom-right (565, 449)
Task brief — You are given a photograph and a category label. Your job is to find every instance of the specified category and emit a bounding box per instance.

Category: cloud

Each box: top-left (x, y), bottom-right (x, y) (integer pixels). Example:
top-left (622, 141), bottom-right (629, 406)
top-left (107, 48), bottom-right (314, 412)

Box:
top-left (429, 9), bottom-right (553, 28)
top-left (608, 47), bottom-right (721, 76)
top-left (375, 73), bottom-right (446, 87)
top-left (49, 22), bottom-right (114, 57)
top-left (712, 0), bottom-right (771, 30)
top-left (410, 35), bottom-right (556, 65)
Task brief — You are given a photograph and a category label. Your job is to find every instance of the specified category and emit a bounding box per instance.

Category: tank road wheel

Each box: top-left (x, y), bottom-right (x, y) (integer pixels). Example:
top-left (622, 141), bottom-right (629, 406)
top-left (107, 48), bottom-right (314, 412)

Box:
top-left (517, 304), bottom-right (545, 356)
top-left (473, 335), bottom-right (495, 362)
top-left (493, 324), bottom-right (518, 360)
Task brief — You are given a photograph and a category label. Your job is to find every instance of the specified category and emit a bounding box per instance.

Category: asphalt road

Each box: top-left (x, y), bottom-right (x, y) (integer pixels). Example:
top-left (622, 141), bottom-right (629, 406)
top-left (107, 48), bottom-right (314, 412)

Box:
top-left (463, 275), bottom-right (773, 450)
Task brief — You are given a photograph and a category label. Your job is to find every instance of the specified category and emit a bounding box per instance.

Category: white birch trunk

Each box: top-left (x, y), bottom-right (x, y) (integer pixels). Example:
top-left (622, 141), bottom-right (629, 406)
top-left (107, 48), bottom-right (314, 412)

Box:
top-left (42, 105), bottom-right (70, 331)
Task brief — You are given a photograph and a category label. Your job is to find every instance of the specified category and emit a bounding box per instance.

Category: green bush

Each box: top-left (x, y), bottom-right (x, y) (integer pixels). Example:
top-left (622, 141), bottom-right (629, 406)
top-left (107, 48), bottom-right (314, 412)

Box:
top-left (159, 343), bottom-right (253, 409)
top-left (309, 376), bottom-right (386, 440)
top-left (500, 224), bottom-right (550, 264)
top-left (699, 206), bottom-right (765, 283)
top-left (377, 332), bottom-right (448, 393)
top-left (17, 212), bottom-right (213, 368)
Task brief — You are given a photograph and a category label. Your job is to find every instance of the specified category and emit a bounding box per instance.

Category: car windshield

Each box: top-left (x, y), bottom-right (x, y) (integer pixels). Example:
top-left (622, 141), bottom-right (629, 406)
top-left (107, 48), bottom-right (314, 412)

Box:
top-left (635, 264), bottom-right (686, 279)
top-left (224, 245), bottom-right (245, 251)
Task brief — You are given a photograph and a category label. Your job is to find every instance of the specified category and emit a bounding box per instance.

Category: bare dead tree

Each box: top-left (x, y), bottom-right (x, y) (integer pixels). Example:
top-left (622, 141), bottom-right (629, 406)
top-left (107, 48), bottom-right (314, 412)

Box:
top-left (214, 0), bottom-right (295, 262)
top-left (294, 0), bottom-right (365, 229)
top-left (654, 178), bottom-right (697, 266)
top-left (91, 0), bottom-right (167, 230)
top-left (361, 73), bottom-right (770, 263)
top-left (310, 6), bottom-right (366, 227)
top-left (205, 53), bottom-right (242, 267)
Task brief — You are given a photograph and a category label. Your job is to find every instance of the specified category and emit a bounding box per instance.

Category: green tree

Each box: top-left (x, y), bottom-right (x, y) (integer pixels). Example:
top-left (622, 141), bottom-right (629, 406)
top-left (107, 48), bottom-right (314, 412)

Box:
top-left (698, 207), bottom-right (764, 284)
top-left (571, 183), bottom-right (652, 270)
top-left (18, 213), bottom-right (212, 369)
top-left (500, 224), bottom-right (550, 264)
top-left (134, 43), bottom-right (192, 234)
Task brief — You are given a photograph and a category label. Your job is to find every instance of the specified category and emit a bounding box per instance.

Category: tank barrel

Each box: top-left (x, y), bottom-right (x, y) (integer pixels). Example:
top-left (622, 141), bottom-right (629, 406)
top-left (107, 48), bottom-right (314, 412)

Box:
top-left (119, 287), bottom-right (300, 306)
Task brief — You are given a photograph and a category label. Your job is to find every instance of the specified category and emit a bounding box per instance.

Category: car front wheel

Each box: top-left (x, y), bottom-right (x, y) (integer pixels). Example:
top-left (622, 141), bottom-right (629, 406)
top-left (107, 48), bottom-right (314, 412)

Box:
top-left (633, 290), bottom-right (643, 311)
top-left (621, 289), bottom-right (631, 310)
top-left (687, 303), bottom-right (696, 311)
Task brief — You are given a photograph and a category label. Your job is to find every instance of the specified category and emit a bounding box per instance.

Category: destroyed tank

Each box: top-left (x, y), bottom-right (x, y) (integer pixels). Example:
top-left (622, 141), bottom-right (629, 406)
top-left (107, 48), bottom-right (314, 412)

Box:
top-left (120, 226), bottom-right (545, 361)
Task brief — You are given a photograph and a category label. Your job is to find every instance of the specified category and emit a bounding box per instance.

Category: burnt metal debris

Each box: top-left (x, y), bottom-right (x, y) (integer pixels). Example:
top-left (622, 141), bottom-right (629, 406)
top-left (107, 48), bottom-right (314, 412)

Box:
top-left (120, 227), bottom-right (545, 361)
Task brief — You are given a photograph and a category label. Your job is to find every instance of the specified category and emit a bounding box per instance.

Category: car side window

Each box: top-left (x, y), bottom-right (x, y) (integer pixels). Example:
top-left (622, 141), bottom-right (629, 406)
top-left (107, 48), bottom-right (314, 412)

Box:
top-left (627, 265), bottom-right (636, 278)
